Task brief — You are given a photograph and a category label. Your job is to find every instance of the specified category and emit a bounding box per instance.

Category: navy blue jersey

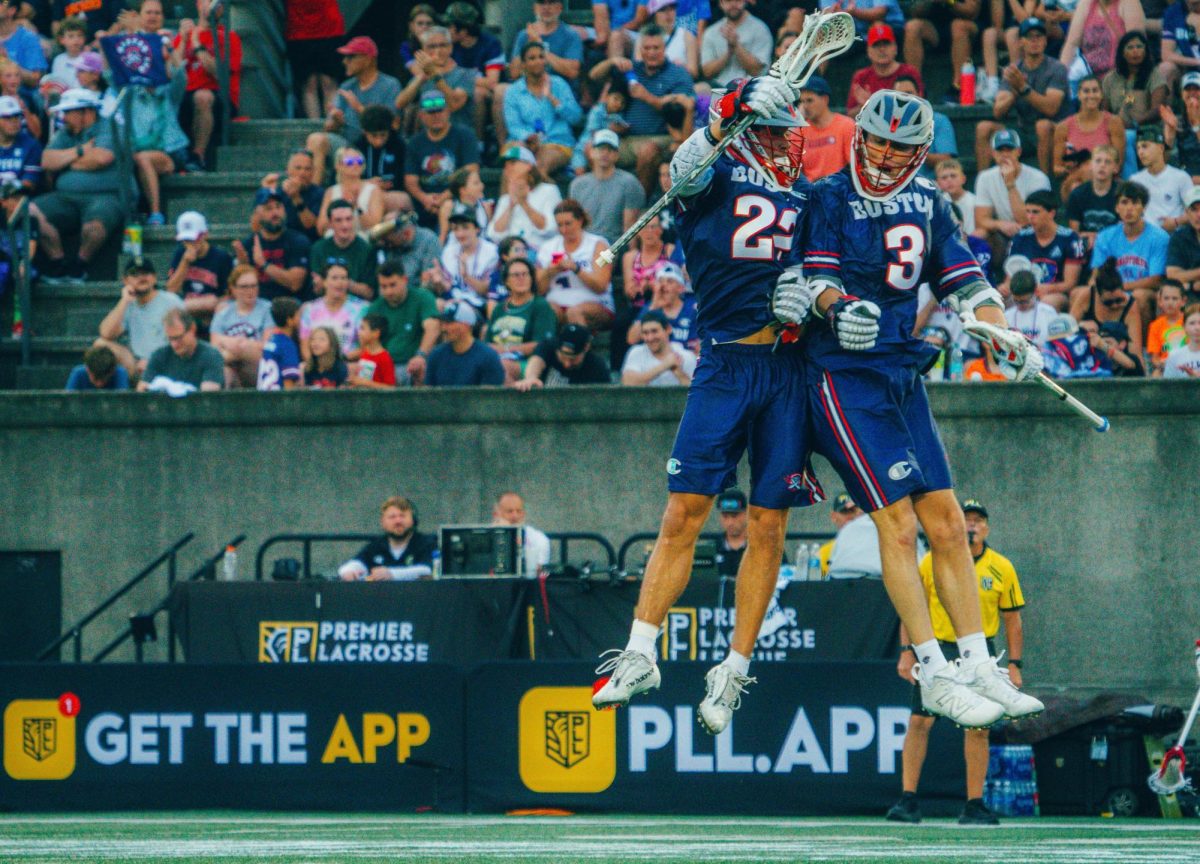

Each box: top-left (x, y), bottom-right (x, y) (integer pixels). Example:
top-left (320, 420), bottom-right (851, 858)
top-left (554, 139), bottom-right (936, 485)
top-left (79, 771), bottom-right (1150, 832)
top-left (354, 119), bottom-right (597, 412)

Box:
top-left (1007, 226), bottom-right (1085, 285)
top-left (0, 131), bottom-right (42, 190)
top-left (802, 170), bottom-right (985, 370)
top-left (675, 154), bottom-right (808, 344)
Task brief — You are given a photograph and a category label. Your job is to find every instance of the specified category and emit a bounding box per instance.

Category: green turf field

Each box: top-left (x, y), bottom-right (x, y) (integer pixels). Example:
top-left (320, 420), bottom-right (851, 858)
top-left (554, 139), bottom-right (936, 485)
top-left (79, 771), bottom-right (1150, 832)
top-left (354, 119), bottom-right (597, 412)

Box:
top-left (0, 814), bottom-right (1198, 863)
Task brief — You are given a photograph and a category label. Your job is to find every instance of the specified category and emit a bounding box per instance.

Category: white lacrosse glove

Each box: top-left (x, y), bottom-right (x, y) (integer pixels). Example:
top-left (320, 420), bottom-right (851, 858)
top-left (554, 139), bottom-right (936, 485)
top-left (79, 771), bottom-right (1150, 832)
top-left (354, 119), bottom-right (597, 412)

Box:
top-left (962, 317), bottom-right (1044, 382)
top-left (772, 268), bottom-right (814, 325)
top-left (733, 76), bottom-right (798, 122)
top-left (826, 296), bottom-right (881, 351)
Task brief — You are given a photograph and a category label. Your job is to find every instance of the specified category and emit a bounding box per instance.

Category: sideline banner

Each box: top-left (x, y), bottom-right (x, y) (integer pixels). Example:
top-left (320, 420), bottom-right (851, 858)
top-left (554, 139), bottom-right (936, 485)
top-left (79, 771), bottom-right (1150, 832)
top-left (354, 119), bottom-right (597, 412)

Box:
top-left (0, 664), bottom-right (464, 810)
top-left (466, 661), bottom-right (966, 816)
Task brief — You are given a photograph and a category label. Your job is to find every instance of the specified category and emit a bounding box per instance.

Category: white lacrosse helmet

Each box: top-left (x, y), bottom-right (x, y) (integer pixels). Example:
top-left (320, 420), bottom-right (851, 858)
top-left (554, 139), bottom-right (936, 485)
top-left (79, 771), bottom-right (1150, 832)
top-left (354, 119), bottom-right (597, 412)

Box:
top-left (850, 89), bottom-right (934, 201)
top-left (711, 79), bottom-right (808, 192)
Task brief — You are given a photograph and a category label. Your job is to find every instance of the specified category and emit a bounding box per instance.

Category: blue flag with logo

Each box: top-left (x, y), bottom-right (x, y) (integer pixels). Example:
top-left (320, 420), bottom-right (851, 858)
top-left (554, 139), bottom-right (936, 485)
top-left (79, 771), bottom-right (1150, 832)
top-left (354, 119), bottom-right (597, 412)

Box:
top-left (100, 33), bottom-right (169, 88)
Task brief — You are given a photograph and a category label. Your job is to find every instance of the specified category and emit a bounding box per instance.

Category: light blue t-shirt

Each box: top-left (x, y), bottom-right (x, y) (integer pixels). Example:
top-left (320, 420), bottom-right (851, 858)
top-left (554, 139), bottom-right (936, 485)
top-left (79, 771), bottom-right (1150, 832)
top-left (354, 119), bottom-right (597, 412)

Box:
top-left (211, 299), bottom-right (274, 341)
top-left (0, 27), bottom-right (47, 73)
top-left (1090, 222), bottom-right (1169, 283)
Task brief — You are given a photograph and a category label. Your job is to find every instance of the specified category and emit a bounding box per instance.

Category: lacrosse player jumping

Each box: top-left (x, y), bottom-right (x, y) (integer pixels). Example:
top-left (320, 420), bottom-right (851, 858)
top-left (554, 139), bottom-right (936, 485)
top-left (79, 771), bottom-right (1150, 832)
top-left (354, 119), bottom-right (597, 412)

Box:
top-left (591, 73), bottom-right (827, 733)
top-left (775, 88), bottom-right (1046, 728)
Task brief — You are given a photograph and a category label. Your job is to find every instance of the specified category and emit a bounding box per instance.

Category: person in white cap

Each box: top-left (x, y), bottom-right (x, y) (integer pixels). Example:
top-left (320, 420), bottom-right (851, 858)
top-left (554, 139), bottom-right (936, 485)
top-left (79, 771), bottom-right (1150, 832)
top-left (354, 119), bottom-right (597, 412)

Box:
top-left (166, 210), bottom-right (234, 327)
top-left (568, 128), bottom-right (645, 245)
top-left (626, 262), bottom-right (697, 354)
top-left (424, 300), bottom-right (505, 386)
top-left (34, 88), bottom-right (121, 285)
top-left (0, 95), bottom-right (41, 194)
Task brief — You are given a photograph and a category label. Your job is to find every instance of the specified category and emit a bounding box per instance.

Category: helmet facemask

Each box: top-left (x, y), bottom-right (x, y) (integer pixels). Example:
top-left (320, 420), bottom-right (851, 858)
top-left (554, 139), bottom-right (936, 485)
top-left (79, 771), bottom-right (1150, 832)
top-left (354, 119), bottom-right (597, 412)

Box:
top-left (734, 122), bottom-right (806, 190)
top-left (850, 89), bottom-right (934, 201)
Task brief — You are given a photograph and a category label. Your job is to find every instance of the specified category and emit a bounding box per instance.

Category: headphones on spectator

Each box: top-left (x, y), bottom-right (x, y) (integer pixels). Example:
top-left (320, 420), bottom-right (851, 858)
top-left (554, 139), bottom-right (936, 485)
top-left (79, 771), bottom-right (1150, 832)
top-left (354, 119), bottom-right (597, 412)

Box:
top-left (406, 500), bottom-right (419, 530)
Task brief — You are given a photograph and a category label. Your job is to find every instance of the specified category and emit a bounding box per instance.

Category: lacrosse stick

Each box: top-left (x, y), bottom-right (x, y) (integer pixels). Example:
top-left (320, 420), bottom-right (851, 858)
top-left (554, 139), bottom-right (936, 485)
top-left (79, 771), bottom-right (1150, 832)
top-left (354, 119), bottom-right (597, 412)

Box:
top-left (595, 11), bottom-right (857, 267)
top-left (1148, 639), bottom-right (1200, 796)
top-left (961, 315), bottom-right (1111, 432)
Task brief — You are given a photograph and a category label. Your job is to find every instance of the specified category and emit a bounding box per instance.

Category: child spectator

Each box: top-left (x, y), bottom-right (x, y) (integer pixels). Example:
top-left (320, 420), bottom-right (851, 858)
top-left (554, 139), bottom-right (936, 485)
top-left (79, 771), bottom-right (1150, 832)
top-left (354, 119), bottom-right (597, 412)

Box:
top-left (65, 345), bottom-right (130, 391)
top-left (1006, 189), bottom-right (1084, 311)
top-left (48, 17), bottom-right (88, 90)
top-left (1147, 280), bottom-right (1188, 375)
top-left (304, 324), bottom-right (348, 388)
top-left (437, 166), bottom-right (493, 245)
top-left (1094, 319), bottom-right (1144, 376)
top-left (257, 296), bottom-right (303, 390)
top-left (1130, 125), bottom-right (1192, 232)
top-left (1162, 303), bottom-right (1200, 378)
top-left (211, 264), bottom-right (273, 388)
top-left (570, 78), bottom-right (630, 175)
top-left (1005, 270), bottom-right (1058, 348)
top-left (354, 105), bottom-right (406, 214)
top-left (441, 204), bottom-right (500, 312)
top-left (936, 159), bottom-right (977, 235)
top-left (1066, 144), bottom-right (1121, 255)
top-left (348, 313), bottom-right (396, 388)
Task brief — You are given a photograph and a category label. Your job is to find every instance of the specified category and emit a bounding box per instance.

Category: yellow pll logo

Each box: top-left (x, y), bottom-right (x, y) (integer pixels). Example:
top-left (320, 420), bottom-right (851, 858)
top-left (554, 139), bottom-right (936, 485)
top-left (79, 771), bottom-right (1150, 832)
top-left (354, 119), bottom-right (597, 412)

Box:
top-left (4, 696), bottom-right (78, 780)
top-left (660, 607), bottom-right (698, 661)
top-left (259, 622), bottom-right (318, 662)
top-left (519, 687), bottom-right (615, 794)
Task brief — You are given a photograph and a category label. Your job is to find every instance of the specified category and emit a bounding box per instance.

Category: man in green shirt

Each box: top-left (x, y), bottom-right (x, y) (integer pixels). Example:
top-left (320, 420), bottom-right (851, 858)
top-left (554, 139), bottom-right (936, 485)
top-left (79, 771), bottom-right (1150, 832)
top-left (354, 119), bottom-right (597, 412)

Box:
top-left (310, 199), bottom-right (377, 299)
top-left (365, 259), bottom-right (439, 384)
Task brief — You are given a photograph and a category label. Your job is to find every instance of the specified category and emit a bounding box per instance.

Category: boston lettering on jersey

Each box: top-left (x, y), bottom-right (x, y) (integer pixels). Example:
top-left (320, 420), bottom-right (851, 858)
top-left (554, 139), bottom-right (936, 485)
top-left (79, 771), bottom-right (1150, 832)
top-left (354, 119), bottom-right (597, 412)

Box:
top-left (675, 154), bottom-right (808, 344)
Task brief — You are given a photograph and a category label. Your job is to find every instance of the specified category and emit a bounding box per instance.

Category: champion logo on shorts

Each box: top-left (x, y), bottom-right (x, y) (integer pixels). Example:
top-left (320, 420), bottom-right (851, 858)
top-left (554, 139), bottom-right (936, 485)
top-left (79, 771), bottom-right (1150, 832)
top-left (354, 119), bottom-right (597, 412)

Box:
top-left (887, 461), bottom-right (913, 481)
top-left (666, 458), bottom-right (682, 475)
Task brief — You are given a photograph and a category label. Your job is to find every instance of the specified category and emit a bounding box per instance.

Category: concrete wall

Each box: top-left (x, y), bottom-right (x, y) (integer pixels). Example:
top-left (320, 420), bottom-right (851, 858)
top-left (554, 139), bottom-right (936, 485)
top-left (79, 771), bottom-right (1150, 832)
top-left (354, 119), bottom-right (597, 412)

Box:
top-left (1, 381), bottom-right (1197, 704)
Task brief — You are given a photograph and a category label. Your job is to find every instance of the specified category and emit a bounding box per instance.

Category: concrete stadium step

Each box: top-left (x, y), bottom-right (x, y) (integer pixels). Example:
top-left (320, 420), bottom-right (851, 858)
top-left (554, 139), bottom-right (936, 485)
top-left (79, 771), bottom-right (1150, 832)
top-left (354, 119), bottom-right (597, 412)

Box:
top-left (0, 336), bottom-right (92, 387)
top-left (230, 119), bottom-right (322, 147)
top-left (217, 144), bottom-right (301, 173)
top-left (31, 281), bottom-right (121, 338)
top-left (163, 171), bottom-right (262, 223)
top-left (14, 363), bottom-right (75, 390)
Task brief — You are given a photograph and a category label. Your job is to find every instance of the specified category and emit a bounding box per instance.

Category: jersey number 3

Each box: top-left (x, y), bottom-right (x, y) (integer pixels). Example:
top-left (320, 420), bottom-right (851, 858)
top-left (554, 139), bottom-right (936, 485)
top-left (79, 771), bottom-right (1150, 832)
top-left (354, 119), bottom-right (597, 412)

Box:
top-left (884, 224), bottom-right (926, 291)
top-left (731, 195), bottom-right (797, 260)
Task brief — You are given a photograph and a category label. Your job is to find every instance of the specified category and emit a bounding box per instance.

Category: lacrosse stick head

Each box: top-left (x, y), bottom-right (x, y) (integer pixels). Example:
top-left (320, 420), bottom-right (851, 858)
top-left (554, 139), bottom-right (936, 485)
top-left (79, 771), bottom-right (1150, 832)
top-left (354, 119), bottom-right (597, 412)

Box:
top-left (770, 11), bottom-right (857, 93)
top-left (850, 89), bottom-right (934, 201)
top-left (1148, 745), bottom-right (1190, 795)
top-left (713, 80), bottom-right (807, 190)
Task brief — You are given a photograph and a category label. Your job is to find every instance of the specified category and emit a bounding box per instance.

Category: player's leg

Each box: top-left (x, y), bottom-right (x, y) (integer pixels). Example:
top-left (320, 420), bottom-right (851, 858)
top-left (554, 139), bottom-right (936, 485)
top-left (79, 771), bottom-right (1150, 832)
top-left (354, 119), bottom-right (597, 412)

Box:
top-left (697, 350), bottom-right (824, 733)
top-left (594, 348), bottom-right (751, 709)
top-left (887, 690), bottom-right (933, 823)
top-left (810, 368), bottom-right (1003, 728)
top-left (904, 376), bottom-right (1044, 720)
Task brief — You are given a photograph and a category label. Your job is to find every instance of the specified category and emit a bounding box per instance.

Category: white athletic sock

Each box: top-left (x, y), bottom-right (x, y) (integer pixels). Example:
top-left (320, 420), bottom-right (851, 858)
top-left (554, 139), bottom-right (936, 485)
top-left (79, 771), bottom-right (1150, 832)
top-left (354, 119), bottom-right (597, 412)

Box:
top-left (722, 649), bottom-right (751, 677)
top-left (913, 638), bottom-right (949, 677)
top-left (626, 619), bottom-right (660, 660)
top-left (956, 632), bottom-right (990, 668)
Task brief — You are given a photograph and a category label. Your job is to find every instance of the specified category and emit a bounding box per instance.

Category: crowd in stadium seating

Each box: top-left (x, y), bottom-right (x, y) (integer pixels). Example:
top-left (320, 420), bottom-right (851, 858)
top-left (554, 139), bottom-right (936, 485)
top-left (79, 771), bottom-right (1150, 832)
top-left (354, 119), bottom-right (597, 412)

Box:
top-left (15, 1), bottom-right (1200, 392)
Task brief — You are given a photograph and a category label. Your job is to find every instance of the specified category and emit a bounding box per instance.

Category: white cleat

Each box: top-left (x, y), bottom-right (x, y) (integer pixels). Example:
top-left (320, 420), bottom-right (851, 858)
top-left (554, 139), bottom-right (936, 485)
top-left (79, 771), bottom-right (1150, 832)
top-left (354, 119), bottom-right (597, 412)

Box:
top-left (958, 656), bottom-right (1045, 719)
top-left (592, 649), bottom-right (661, 709)
top-left (698, 663), bottom-right (756, 735)
top-left (915, 662), bottom-right (1005, 729)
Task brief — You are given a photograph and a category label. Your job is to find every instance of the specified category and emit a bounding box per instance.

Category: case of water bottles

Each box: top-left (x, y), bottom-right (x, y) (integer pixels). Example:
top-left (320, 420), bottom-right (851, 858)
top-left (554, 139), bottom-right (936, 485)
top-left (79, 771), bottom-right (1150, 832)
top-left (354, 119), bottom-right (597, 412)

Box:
top-left (985, 745), bottom-right (1040, 817)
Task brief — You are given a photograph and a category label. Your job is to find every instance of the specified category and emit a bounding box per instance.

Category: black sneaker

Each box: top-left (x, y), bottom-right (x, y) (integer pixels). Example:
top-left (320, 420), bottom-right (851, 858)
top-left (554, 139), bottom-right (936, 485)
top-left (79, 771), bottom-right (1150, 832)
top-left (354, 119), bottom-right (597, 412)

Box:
top-left (184, 152), bottom-right (206, 173)
top-left (958, 798), bottom-right (1000, 825)
top-left (885, 793), bottom-right (922, 823)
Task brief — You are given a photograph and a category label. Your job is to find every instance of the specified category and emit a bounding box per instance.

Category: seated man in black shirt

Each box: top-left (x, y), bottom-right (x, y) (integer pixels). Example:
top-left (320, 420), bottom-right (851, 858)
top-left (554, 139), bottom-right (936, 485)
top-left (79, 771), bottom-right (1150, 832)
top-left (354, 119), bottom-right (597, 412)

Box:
top-left (337, 496), bottom-right (438, 581)
top-left (713, 488), bottom-right (749, 578)
top-left (514, 322), bottom-right (611, 389)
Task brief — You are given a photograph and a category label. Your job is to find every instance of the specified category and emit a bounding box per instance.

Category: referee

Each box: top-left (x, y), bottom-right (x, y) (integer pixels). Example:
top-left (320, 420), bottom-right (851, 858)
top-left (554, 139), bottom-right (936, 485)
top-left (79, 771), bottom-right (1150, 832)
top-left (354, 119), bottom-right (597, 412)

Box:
top-left (885, 499), bottom-right (1030, 825)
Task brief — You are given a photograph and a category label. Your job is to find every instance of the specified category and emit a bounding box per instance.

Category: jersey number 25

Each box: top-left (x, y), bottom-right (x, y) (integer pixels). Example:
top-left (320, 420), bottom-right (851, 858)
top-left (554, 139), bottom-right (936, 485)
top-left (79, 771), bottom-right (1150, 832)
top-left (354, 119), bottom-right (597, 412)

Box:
top-left (731, 195), bottom-right (797, 260)
top-left (884, 224), bottom-right (927, 291)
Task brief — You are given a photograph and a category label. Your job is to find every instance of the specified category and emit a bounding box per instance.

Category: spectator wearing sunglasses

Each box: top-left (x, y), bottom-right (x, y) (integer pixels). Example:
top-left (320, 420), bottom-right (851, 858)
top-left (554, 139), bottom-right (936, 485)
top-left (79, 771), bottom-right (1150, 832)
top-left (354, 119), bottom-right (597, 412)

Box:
top-left (316, 146), bottom-right (385, 238)
top-left (1069, 255), bottom-right (1146, 362)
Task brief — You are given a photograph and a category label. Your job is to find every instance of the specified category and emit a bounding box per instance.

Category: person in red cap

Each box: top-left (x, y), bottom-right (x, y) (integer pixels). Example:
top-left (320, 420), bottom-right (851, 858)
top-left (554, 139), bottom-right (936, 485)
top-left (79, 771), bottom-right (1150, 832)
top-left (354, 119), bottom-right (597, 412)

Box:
top-left (306, 35), bottom-right (402, 186)
top-left (173, 0), bottom-right (243, 172)
top-left (846, 23), bottom-right (923, 118)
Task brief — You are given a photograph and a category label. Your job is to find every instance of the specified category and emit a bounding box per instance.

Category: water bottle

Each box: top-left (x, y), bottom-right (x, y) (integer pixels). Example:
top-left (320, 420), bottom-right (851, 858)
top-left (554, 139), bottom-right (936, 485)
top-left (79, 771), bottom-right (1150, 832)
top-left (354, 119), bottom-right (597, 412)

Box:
top-left (220, 545), bottom-right (237, 581)
top-left (806, 543), bottom-right (821, 581)
top-left (431, 549), bottom-right (442, 580)
top-left (793, 543), bottom-right (809, 580)
top-left (948, 344), bottom-right (964, 381)
top-left (960, 61), bottom-right (976, 106)
top-left (123, 222), bottom-right (143, 258)
top-left (927, 350), bottom-right (945, 382)
top-left (624, 68), bottom-right (638, 86)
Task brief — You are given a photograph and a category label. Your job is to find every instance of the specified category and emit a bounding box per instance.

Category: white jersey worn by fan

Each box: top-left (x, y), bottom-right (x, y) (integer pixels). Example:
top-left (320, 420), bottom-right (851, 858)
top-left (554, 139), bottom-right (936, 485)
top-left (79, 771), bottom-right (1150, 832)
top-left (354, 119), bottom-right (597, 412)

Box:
top-left (537, 232), bottom-right (614, 311)
top-left (621, 342), bottom-right (698, 386)
top-left (1130, 164), bottom-right (1192, 229)
top-left (1005, 300), bottom-right (1057, 348)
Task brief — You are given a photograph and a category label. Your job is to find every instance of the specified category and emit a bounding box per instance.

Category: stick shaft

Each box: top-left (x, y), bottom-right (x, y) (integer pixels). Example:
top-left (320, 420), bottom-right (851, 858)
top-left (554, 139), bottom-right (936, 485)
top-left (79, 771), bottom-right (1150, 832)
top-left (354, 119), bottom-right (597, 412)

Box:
top-left (1035, 372), bottom-right (1107, 430)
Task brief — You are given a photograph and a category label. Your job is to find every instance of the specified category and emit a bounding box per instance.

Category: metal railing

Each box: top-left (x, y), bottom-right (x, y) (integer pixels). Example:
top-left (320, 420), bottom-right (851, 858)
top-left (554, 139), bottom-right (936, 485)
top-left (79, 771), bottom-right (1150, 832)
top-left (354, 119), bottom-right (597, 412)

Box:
top-left (6, 191), bottom-right (32, 366)
top-left (255, 531), bottom-right (618, 581)
top-left (92, 534), bottom-right (247, 663)
top-left (213, 0), bottom-right (233, 146)
top-left (37, 533), bottom-right (194, 662)
top-left (617, 531), bottom-right (837, 575)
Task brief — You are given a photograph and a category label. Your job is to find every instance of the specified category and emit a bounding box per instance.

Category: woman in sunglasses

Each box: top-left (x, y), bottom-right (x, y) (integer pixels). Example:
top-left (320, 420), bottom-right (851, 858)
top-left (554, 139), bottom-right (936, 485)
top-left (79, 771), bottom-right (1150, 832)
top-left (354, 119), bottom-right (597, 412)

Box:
top-left (316, 146), bottom-right (384, 237)
top-left (1070, 255), bottom-right (1145, 361)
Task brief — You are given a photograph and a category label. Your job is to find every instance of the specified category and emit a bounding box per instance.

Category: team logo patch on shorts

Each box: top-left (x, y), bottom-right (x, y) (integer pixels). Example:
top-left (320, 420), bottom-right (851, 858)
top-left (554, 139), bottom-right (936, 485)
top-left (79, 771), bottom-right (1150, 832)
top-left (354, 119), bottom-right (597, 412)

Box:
top-left (666, 458), bottom-right (682, 475)
top-left (887, 461), bottom-right (913, 481)
top-left (785, 473), bottom-right (806, 491)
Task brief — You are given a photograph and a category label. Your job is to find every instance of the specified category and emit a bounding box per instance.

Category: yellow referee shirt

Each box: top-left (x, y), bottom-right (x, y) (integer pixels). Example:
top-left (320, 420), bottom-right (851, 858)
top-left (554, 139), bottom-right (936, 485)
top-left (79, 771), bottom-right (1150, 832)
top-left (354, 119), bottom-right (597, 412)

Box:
top-left (917, 545), bottom-right (1025, 641)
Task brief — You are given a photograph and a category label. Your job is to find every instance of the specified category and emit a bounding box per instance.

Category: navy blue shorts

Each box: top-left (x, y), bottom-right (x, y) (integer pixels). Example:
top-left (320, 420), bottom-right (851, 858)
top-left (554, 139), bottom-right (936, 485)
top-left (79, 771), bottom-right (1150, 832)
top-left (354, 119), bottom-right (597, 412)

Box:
top-left (808, 364), bottom-right (953, 513)
top-left (668, 343), bottom-right (824, 510)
